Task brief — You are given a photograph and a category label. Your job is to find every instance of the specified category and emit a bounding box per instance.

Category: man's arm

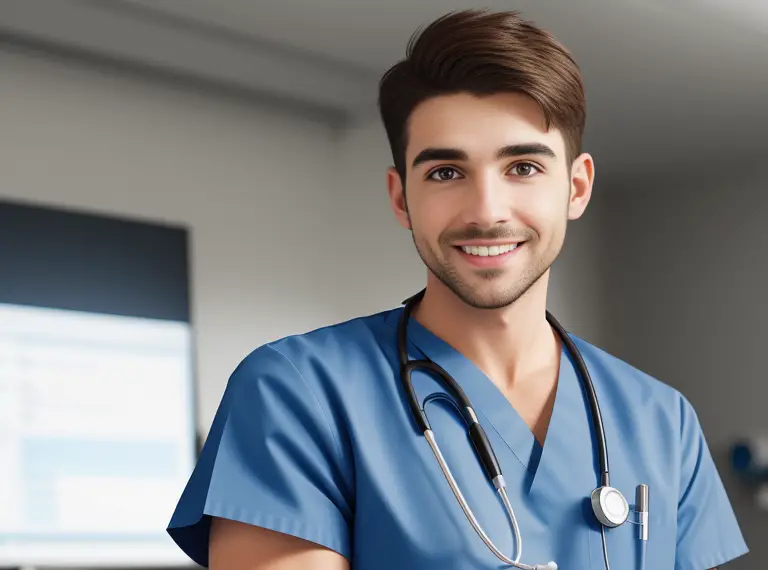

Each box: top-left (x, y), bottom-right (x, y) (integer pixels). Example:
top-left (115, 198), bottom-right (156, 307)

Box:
top-left (209, 517), bottom-right (350, 570)
top-left (166, 346), bottom-right (354, 568)
top-left (673, 395), bottom-right (748, 568)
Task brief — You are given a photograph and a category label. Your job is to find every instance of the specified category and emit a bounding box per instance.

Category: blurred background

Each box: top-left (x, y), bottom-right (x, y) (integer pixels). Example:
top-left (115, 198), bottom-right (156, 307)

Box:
top-left (0, 0), bottom-right (766, 568)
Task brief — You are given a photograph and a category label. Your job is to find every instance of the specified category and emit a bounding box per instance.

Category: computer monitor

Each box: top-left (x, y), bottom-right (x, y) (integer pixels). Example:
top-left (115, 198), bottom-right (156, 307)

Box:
top-left (0, 199), bottom-right (197, 567)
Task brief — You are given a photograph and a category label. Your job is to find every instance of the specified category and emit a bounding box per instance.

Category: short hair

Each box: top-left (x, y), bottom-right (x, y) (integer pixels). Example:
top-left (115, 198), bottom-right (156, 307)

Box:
top-left (378, 10), bottom-right (587, 181)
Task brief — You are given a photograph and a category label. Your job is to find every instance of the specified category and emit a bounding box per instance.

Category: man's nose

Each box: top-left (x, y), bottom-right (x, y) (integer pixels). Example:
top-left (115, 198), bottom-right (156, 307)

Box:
top-left (459, 173), bottom-right (511, 228)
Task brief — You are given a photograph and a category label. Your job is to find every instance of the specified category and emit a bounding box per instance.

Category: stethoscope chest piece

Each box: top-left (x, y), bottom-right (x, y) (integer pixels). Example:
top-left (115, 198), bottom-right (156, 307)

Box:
top-left (591, 486), bottom-right (629, 528)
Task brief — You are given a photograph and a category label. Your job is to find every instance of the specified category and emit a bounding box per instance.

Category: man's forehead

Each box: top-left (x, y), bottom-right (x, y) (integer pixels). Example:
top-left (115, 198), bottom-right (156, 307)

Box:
top-left (404, 93), bottom-right (563, 161)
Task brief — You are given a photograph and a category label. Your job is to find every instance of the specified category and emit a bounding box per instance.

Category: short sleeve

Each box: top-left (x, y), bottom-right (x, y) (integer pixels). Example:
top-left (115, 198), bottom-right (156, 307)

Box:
top-left (675, 396), bottom-right (748, 570)
top-left (166, 343), bottom-right (353, 567)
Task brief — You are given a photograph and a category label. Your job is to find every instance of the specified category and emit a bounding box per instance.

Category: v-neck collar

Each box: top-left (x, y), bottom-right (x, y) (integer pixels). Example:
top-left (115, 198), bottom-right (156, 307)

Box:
top-left (384, 307), bottom-right (577, 477)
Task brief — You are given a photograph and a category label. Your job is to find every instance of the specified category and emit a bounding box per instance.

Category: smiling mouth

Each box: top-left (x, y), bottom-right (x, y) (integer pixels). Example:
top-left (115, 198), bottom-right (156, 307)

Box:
top-left (455, 243), bottom-right (523, 257)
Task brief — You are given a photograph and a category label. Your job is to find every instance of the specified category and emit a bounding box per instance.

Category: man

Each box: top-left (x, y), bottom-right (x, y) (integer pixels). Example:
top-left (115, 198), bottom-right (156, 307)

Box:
top-left (167, 10), bottom-right (747, 570)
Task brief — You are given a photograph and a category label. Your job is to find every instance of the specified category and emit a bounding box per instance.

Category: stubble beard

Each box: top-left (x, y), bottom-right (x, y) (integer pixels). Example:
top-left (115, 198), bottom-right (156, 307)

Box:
top-left (410, 228), bottom-right (560, 310)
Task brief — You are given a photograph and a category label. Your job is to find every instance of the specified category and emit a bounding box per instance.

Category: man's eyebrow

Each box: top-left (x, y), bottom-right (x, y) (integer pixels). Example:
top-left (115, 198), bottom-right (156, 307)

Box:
top-left (411, 143), bottom-right (557, 170)
top-left (497, 143), bottom-right (557, 161)
top-left (411, 147), bottom-right (468, 170)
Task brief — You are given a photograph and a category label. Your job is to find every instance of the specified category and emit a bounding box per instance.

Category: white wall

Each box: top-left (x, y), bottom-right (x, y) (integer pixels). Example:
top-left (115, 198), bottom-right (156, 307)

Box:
top-left (331, 118), bottom-right (424, 319)
top-left (0, 45), bottom-right (345, 433)
top-left (597, 163), bottom-right (768, 569)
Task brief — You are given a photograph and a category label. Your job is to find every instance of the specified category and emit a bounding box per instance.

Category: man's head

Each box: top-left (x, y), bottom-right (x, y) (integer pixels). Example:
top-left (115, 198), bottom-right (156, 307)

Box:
top-left (378, 10), bottom-right (594, 310)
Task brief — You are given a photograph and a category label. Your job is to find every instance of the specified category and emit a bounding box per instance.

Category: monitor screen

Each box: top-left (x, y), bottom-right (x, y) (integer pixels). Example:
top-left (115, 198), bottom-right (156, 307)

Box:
top-left (0, 303), bottom-right (197, 567)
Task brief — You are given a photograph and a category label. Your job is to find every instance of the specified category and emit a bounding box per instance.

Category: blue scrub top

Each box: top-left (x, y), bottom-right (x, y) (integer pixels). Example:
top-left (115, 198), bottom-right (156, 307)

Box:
top-left (167, 306), bottom-right (748, 569)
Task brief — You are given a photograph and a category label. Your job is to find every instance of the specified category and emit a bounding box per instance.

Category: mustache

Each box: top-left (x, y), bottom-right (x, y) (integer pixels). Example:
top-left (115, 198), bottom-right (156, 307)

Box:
top-left (440, 226), bottom-right (536, 244)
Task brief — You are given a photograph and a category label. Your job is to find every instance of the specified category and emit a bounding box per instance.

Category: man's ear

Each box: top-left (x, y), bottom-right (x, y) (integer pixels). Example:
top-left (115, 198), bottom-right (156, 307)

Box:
top-left (568, 152), bottom-right (595, 220)
top-left (387, 167), bottom-right (411, 229)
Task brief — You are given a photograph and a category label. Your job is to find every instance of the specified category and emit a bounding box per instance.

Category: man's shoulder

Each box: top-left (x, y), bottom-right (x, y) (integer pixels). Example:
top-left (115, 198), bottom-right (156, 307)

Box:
top-left (238, 306), bottom-right (400, 374)
top-left (271, 307), bottom-right (398, 353)
top-left (568, 334), bottom-right (688, 409)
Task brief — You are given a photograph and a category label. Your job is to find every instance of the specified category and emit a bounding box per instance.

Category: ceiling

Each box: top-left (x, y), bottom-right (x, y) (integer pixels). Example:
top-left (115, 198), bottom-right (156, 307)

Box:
top-left (2, 0), bottom-right (767, 175)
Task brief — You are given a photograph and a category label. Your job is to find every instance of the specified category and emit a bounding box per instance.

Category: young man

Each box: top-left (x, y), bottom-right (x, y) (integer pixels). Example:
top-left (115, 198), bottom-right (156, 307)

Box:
top-left (167, 10), bottom-right (748, 570)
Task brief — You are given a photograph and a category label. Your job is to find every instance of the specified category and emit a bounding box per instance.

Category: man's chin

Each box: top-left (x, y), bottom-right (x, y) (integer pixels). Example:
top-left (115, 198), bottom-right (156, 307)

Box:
top-left (450, 282), bottom-right (523, 310)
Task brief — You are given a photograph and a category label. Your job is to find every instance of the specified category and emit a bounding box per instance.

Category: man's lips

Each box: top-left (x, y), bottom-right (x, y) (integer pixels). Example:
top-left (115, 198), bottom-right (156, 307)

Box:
top-left (453, 241), bottom-right (525, 267)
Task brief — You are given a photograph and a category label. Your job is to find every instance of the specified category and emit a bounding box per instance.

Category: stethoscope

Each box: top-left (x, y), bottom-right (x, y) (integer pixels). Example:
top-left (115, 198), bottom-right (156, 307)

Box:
top-left (397, 289), bottom-right (649, 570)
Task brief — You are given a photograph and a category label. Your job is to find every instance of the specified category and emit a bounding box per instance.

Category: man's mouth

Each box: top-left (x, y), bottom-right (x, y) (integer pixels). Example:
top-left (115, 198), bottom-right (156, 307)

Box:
top-left (455, 243), bottom-right (524, 257)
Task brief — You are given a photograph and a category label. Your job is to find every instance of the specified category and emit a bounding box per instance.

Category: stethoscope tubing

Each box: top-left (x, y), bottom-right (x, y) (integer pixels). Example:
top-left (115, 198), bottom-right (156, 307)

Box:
top-left (398, 289), bottom-right (609, 484)
top-left (396, 289), bottom-right (613, 570)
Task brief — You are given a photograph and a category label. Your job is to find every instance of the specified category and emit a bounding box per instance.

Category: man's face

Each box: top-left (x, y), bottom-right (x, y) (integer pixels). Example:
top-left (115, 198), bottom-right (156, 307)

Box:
top-left (387, 92), bottom-right (593, 310)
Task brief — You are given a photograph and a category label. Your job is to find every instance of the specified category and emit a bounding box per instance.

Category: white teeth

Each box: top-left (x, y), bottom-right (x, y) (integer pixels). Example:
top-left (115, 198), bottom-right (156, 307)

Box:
top-left (460, 243), bottom-right (519, 256)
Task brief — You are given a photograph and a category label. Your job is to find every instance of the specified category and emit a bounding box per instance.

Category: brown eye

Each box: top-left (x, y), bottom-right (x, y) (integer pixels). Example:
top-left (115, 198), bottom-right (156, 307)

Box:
top-left (428, 167), bottom-right (461, 181)
top-left (510, 163), bottom-right (540, 177)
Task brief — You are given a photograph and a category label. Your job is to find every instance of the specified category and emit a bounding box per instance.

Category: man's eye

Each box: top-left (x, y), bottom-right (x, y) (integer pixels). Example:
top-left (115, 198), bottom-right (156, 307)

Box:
top-left (510, 163), bottom-right (540, 177)
top-left (428, 167), bottom-right (461, 181)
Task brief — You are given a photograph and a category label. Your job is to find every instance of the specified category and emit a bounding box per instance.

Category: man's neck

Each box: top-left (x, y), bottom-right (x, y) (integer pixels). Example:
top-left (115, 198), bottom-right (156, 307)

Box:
top-left (411, 274), bottom-right (558, 392)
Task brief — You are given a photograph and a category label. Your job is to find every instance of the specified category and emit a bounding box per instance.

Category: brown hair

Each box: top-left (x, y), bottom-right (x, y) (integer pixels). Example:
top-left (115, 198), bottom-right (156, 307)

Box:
top-left (378, 9), bottom-right (586, 182)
